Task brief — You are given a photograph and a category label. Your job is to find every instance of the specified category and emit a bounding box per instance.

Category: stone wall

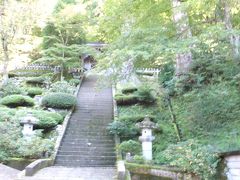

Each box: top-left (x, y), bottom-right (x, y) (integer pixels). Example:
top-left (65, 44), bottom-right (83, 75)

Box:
top-left (125, 163), bottom-right (200, 180)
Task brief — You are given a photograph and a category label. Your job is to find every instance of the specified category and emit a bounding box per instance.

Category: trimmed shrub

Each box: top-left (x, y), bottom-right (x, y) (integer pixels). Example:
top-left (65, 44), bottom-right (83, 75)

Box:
top-left (0, 95), bottom-right (34, 107)
top-left (115, 94), bottom-right (138, 106)
top-left (16, 110), bottom-right (63, 129)
top-left (49, 81), bottom-right (75, 94)
top-left (69, 79), bottom-right (81, 86)
top-left (121, 87), bottom-right (138, 94)
top-left (0, 107), bottom-right (16, 122)
top-left (41, 93), bottom-right (77, 109)
top-left (9, 70), bottom-right (52, 77)
top-left (26, 87), bottom-right (43, 97)
top-left (26, 77), bottom-right (45, 85)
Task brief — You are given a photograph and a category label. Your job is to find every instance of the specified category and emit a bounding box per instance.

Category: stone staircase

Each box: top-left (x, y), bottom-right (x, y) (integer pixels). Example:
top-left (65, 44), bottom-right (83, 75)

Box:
top-left (54, 75), bottom-right (116, 167)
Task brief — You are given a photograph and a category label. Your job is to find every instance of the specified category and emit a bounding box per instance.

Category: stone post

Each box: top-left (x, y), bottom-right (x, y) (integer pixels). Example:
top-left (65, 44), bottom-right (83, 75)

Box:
top-left (136, 116), bottom-right (157, 161)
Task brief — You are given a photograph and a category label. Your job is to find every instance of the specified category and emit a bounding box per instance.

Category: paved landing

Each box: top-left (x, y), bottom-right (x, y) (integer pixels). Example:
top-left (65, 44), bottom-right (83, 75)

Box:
top-left (0, 163), bottom-right (20, 180)
top-left (18, 167), bottom-right (116, 180)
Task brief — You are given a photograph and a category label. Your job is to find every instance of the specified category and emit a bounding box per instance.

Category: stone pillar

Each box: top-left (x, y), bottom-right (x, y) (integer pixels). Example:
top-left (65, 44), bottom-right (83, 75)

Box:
top-left (225, 155), bottom-right (240, 180)
top-left (136, 116), bottom-right (157, 161)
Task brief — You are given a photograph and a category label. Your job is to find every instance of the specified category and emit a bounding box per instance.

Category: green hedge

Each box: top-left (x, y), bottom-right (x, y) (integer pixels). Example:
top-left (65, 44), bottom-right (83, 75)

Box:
top-left (26, 87), bottom-right (43, 97)
top-left (26, 77), bottom-right (45, 85)
top-left (118, 115), bottom-right (155, 123)
top-left (121, 87), bottom-right (138, 94)
top-left (0, 95), bottom-right (35, 107)
top-left (41, 93), bottom-right (77, 109)
top-left (9, 70), bottom-right (52, 77)
top-left (115, 94), bottom-right (138, 106)
top-left (16, 110), bottom-right (63, 129)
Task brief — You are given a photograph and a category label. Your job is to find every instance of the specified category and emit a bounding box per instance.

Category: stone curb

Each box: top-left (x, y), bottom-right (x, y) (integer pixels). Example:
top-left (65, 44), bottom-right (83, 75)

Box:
top-left (24, 159), bottom-right (52, 176)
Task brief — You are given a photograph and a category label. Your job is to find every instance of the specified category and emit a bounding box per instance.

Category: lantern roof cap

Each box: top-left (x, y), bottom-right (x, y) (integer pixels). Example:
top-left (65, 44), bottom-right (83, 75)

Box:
top-left (136, 116), bottom-right (157, 129)
top-left (20, 112), bottom-right (38, 125)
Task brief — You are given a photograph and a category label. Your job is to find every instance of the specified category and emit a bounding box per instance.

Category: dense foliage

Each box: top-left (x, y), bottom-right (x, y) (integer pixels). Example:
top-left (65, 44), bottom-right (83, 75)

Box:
top-left (155, 140), bottom-right (219, 179)
top-left (49, 81), bottom-right (75, 94)
top-left (41, 92), bottom-right (77, 109)
top-left (0, 95), bottom-right (35, 107)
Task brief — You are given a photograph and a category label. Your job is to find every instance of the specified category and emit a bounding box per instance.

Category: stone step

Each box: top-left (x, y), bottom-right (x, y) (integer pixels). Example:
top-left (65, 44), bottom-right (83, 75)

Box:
top-left (57, 150), bottom-right (116, 156)
top-left (62, 138), bottom-right (114, 144)
top-left (64, 132), bottom-right (110, 137)
top-left (54, 160), bottom-right (115, 167)
top-left (55, 155), bottom-right (116, 161)
top-left (67, 123), bottom-right (111, 127)
top-left (59, 145), bottom-right (115, 152)
top-left (54, 75), bottom-right (115, 167)
top-left (65, 127), bottom-right (108, 132)
top-left (64, 129), bottom-right (109, 136)
top-left (63, 136), bottom-right (113, 141)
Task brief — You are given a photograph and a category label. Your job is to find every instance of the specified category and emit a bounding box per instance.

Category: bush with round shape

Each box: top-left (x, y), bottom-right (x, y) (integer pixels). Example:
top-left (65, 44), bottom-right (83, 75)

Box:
top-left (0, 95), bottom-right (35, 107)
top-left (41, 93), bottom-right (77, 109)
top-left (26, 77), bottom-right (45, 85)
top-left (16, 110), bottom-right (63, 129)
top-left (26, 87), bottom-right (43, 97)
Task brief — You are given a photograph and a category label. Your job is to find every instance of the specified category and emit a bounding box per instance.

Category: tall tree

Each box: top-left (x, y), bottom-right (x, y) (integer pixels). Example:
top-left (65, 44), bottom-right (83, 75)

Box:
top-left (171, 0), bottom-right (193, 76)
top-left (39, 3), bottom-right (87, 80)
top-left (0, 0), bottom-right (38, 85)
top-left (0, 0), bottom-right (18, 85)
top-left (220, 0), bottom-right (240, 60)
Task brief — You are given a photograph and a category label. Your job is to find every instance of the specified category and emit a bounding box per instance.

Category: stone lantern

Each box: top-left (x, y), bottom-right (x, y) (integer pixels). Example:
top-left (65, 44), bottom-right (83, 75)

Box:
top-left (20, 112), bottom-right (38, 137)
top-left (136, 116), bottom-right (157, 161)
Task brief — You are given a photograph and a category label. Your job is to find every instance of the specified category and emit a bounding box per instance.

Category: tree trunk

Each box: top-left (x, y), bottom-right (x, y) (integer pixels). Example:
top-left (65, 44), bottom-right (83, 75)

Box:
top-left (1, 36), bottom-right (9, 86)
top-left (221, 0), bottom-right (240, 60)
top-left (172, 0), bottom-right (193, 76)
